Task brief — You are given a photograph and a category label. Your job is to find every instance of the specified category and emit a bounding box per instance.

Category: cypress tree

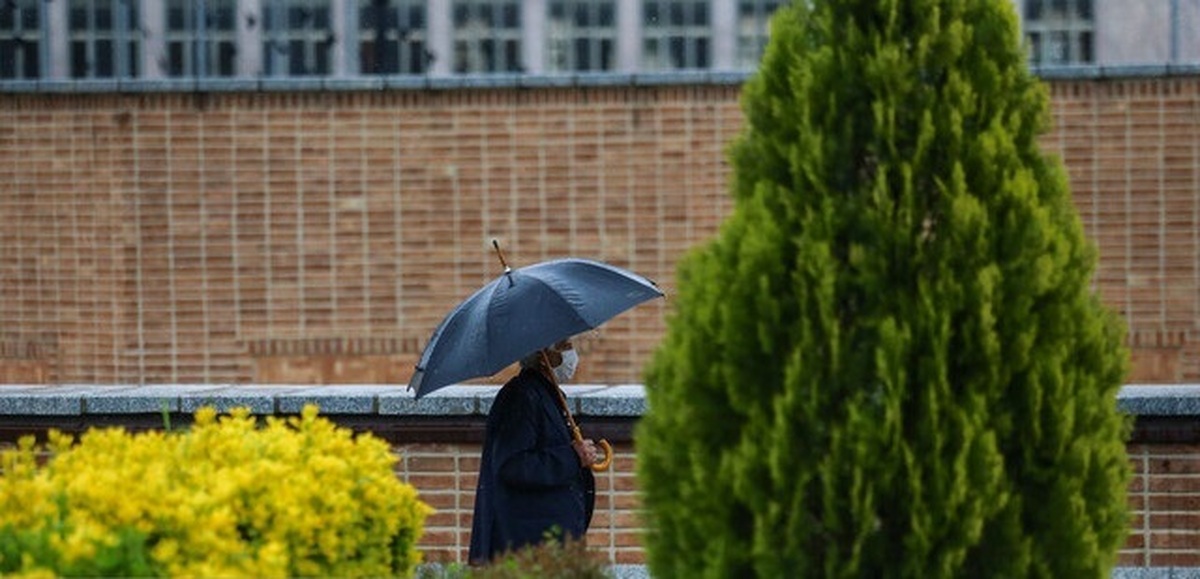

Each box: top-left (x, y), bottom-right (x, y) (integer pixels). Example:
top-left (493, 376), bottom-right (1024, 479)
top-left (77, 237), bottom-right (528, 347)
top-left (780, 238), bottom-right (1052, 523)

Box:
top-left (635, 1), bottom-right (1131, 577)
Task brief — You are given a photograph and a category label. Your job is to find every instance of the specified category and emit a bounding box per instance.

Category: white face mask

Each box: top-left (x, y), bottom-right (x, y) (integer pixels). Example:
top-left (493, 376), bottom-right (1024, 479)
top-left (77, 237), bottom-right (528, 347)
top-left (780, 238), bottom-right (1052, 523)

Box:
top-left (553, 348), bottom-right (579, 384)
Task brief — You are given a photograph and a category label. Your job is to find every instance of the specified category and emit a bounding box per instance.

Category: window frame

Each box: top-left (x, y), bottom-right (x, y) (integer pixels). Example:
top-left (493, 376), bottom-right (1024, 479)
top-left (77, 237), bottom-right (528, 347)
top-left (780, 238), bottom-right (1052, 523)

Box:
top-left (164, 0), bottom-right (238, 78)
top-left (451, 0), bottom-right (523, 74)
top-left (358, 0), bottom-right (429, 75)
top-left (546, 0), bottom-right (618, 73)
top-left (641, 0), bottom-right (712, 71)
top-left (262, 0), bottom-right (334, 76)
top-left (1023, 0), bottom-right (1094, 65)
top-left (68, 0), bottom-right (140, 79)
top-left (734, 0), bottom-right (783, 69)
top-left (1, 0), bottom-right (42, 79)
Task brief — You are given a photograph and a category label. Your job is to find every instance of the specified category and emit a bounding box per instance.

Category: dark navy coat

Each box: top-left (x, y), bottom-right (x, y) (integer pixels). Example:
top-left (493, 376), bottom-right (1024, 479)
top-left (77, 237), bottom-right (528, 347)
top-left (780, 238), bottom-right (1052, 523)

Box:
top-left (468, 368), bottom-right (595, 564)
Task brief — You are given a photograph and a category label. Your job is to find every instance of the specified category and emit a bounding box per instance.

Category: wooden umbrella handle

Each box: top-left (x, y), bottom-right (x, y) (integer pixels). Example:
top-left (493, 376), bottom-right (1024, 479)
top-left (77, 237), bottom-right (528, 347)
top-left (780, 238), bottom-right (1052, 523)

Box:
top-left (569, 422), bottom-right (612, 472)
top-left (558, 388), bottom-right (613, 471)
top-left (591, 439), bottom-right (613, 471)
top-left (544, 353), bottom-right (613, 471)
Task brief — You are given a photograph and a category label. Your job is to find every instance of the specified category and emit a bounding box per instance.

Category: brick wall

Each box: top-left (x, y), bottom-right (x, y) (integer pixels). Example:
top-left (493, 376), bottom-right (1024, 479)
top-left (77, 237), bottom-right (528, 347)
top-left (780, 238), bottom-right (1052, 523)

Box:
top-left (398, 439), bottom-right (1197, 567)
top-left (1043, 78), bottom-right (1200, 382)
top-left (397, 441), bottom-right (643, 565)
top-left (1124, 443), bottom-right (1200, 567)
top-left (1, 76), bottom-right (1199, 385)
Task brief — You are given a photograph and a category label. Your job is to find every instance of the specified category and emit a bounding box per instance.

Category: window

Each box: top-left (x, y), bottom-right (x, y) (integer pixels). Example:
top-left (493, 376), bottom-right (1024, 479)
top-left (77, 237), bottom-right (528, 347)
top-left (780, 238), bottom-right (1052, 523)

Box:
top-left (453, 0), bottom-right (521, 73)
top-left (1024, 0), bottom-right (1093, 65)
top-left (263, 0), bottom-right (332, 75)
top-left (359, 0), bottom-right (428, 74)
top-left (0, 0), bottom-right (40, 79)
top-left (546, 0), bottom-right (616, 72)
top-left (69, 0), bottom-right (139, 79)
top-left (642, 0), bottom-right (710, 70)
top-left (7, 0), bottom-right (809, 83)
top-left (736, 0), bottom-right (784, 68)
top-left (165, 0), bottom-right (237, 77)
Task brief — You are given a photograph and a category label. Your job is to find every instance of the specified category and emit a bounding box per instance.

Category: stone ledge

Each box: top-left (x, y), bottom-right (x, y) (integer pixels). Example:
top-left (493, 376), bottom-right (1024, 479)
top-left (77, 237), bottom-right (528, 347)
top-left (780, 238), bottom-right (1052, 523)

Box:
top-left (1115, 385), bottom-right (1200, 416)
top-left (1112, 569), bottom-right (1200, 579)
top-left (0, 384), bottom-right (653, 418)
top-left (0, 385), bottom-right (1194, 419)
top-left (379, 385), bottom-right (499, 416)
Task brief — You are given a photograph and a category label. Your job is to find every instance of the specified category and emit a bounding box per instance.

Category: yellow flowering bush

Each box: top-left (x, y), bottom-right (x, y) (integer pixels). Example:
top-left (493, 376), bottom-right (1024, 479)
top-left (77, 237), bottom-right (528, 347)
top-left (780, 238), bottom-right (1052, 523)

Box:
top-left (0, 405), bottom-right (431, 578)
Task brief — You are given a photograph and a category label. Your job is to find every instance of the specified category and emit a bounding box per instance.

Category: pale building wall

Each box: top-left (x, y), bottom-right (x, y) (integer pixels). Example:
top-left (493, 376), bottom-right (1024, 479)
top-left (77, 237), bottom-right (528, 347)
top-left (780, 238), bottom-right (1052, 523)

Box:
top-left (1094, 0), bottom-right (1200, 64)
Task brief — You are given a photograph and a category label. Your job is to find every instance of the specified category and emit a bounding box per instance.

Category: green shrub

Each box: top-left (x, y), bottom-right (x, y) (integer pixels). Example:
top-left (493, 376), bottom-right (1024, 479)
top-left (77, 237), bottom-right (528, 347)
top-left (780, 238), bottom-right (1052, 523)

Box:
top-left (471, 536), bottom-right (610, 579)
top-left (0, 405), bottom-right (431, 577)
top-left (637, 0), bottom-right (1130, 577)
top-left (414, 536), bottom-right (609, 579)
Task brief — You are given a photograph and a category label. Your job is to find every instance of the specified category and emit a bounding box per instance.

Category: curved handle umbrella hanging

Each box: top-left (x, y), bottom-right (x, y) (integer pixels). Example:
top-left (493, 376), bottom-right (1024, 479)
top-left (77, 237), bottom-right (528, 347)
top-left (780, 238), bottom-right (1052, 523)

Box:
top-left (564, 397), bottom-right (615, 471)
top-left (537, 350), bottom-right (614, 472)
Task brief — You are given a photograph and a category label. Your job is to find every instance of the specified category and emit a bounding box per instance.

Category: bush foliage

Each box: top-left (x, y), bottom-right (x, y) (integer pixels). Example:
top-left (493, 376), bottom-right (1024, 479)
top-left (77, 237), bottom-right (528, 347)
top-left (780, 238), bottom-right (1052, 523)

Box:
top-left (0, 405), bottom-right (431, 577)
top-left (471, 535), bottom-right (610, 579)
top-left (637, 0), bottom-right (1130, 577)
top-left (416, 536), bottom-right (610, 579)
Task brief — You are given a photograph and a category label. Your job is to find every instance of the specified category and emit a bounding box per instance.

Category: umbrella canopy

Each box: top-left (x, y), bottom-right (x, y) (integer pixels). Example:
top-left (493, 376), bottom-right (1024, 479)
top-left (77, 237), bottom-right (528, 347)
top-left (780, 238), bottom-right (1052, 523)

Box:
top-left (408, 258), bottom-right (663, 398)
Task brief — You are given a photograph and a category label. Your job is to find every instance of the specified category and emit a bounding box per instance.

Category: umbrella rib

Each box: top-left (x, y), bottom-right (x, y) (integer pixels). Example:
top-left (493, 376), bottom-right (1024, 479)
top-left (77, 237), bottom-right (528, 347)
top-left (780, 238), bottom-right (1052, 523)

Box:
top-left (529, 274), bottom-right (593, 331)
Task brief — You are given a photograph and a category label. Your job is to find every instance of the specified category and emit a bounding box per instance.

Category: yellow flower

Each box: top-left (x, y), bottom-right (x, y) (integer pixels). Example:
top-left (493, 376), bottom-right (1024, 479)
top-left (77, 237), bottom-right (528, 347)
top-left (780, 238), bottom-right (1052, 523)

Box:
top-left (0, 405), bottom-right (430, 577)
top-left (151, 538), bottom-right (179, 561)
top-left (194, 405), bottom-right (217, 425)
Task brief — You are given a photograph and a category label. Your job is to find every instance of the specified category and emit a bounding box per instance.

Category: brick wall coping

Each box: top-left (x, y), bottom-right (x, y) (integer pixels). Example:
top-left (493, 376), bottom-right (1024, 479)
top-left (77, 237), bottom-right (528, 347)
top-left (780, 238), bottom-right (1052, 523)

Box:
top-left (0, 384), bottom-right (1191, 419)
top-left (0, 384), bottom-right (646, 418)
top-left (1, 64), bottom-right (1198, 95)
top-left (1115, 384), bottom-right (1200, 415)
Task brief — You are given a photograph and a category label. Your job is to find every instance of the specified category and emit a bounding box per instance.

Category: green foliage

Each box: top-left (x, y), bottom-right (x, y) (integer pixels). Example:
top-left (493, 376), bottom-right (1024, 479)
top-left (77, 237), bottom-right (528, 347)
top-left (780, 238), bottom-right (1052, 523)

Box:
top-left (637, 0), bottom-right (1131, 577)
top-left (415, 536), bottom-right (610, 579)
top-left (470, 536), bottom-right (611, 579)
top-left (0, 405), bottom-right (432, 578)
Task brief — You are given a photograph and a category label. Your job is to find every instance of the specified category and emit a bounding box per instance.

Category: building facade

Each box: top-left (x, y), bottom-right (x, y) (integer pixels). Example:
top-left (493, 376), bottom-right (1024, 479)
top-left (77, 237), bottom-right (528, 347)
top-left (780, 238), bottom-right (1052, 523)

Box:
top-left (2, 0), bottom-right (1198, 82)
top-left (3, 1), bottom-right (1200, 384)
top-left (2, 74), bottom-right (1200, 386)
